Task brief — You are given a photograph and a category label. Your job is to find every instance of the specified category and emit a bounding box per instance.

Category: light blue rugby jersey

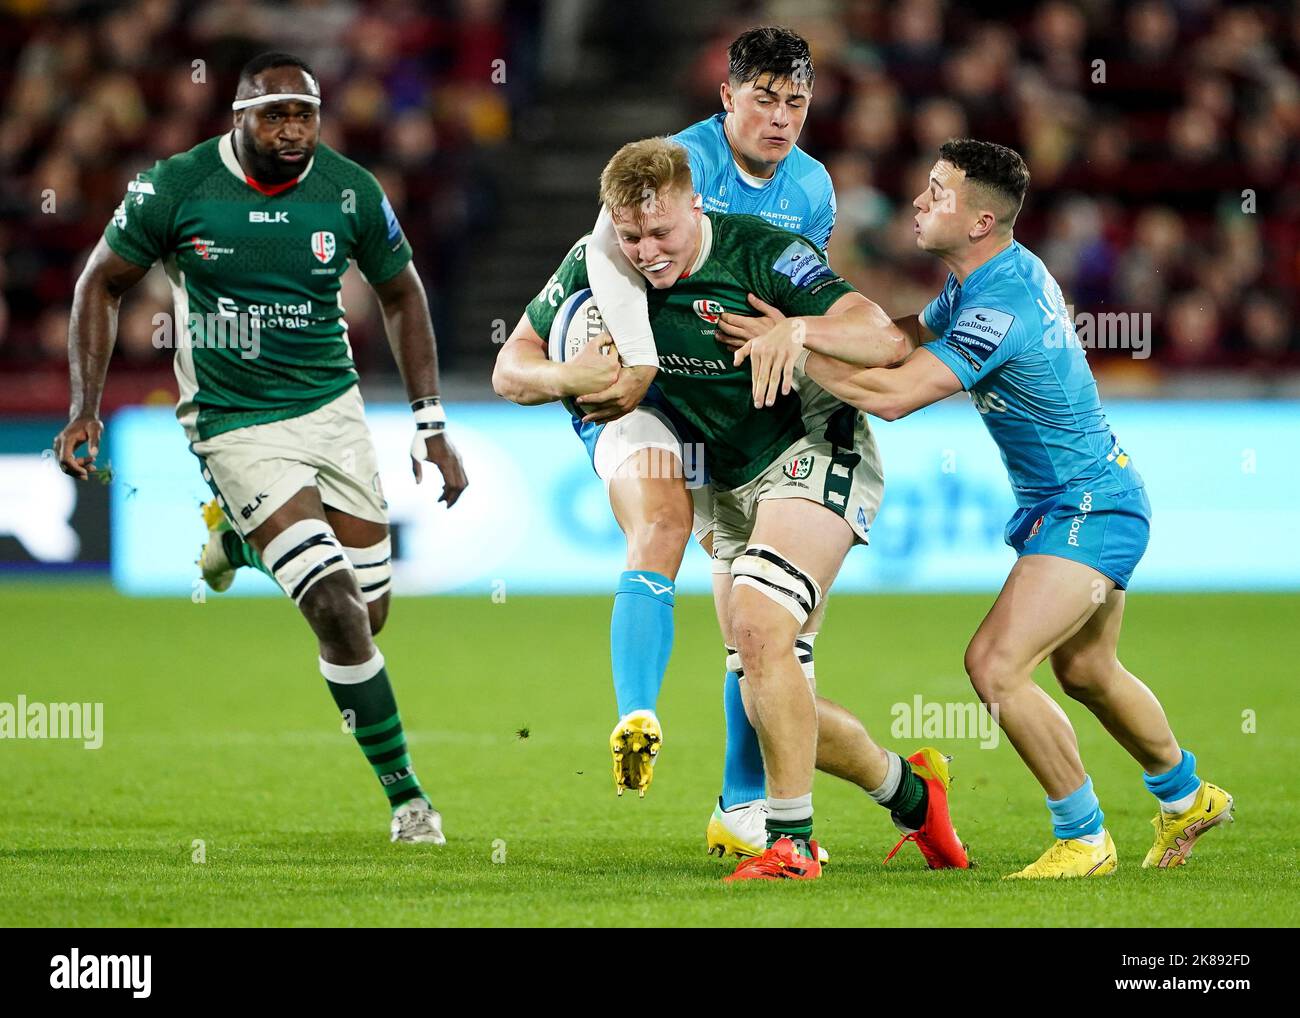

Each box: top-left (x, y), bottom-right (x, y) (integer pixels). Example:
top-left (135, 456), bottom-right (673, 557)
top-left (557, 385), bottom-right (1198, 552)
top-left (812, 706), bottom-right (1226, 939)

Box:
top-left (671, 113), bottom-right (836, 252)
top-left (921, 241), bottom-right (1143, 508)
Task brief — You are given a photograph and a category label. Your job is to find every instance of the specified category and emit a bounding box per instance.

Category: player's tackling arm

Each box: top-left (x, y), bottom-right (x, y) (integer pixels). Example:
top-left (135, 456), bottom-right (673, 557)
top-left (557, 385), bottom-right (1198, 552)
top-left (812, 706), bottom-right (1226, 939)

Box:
top-left (787, 294), bottom-right (919, 365)
top-left (803, 346), bottom-right (963, 422)
top-left (735, 292), bottom-right (925, 407)
top-left (54, 238), bottom-right (151, 479)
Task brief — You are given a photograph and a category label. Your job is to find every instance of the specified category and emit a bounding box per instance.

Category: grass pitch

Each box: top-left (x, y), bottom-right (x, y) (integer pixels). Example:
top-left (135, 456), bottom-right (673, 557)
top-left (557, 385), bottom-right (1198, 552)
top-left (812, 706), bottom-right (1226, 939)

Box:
top-left (2, 583), bottom-right (1296, 927)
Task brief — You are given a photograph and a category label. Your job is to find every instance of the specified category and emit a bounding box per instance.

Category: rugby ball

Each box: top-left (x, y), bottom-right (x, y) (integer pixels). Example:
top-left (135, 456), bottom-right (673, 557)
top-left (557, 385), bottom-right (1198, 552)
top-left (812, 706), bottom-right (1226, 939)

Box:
top-left (547, 288), bottom-right (609, 362)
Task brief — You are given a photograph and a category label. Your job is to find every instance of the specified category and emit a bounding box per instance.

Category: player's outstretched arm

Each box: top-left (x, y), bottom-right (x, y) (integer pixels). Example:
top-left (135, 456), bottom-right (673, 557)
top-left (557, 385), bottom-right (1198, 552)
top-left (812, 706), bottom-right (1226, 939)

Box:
top-left (372, 263), bottom-right (467, 506)
top-left (802, 347), bottom-right (963, 422)
top-left (492, 315), bottom-right (618, 406)
top-left (735, 292), bottom-right (922, 407)
top-left (54, 238), bottom-right (151, 479)
top-left (723, 294), bottom-right (923, 367)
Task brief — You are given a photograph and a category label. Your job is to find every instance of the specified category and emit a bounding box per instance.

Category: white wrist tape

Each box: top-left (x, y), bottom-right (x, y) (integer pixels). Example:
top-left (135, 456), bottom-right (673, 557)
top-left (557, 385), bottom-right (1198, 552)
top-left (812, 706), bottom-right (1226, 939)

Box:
top-left (410, 396), bottom-right (446, 459)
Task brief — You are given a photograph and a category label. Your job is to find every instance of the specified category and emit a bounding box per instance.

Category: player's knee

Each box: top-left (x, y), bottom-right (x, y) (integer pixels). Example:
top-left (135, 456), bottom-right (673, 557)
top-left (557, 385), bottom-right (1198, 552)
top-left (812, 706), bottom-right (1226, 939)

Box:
top-left (298, 570), bottom-right (374, 659)
top-left (730, 607), bottom-right (788, 683)
top-left (729, 545), bottom-right (819, 678)
top-left (625, 502), bottom-right (692, 568)
top-left (964, 637), bottom-right (1024, 706)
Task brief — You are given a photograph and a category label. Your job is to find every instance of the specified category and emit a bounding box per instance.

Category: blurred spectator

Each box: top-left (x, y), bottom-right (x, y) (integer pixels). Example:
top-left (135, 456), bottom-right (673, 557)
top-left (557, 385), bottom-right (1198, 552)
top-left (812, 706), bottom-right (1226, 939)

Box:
top-left (1164, 290), bottom-right (1225, 368)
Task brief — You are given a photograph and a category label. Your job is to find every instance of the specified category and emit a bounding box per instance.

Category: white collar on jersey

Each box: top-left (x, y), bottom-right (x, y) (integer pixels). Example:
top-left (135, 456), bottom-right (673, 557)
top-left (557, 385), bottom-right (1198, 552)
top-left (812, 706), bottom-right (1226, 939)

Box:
top-left (733, 159), bottom-right (776, 189)
top-left (684, 213), bottom-right (714, 276)
top-left (218, 131), bottom-right (316, 186)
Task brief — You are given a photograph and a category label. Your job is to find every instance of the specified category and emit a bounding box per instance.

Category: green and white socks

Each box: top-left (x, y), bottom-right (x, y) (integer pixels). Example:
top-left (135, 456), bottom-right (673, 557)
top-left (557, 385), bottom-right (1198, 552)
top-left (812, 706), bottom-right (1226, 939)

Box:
top-left (767, 793), bottom-right (815, 857)
top-left (868, 750), bottom-right (929, 831)
top-left (320, 650), bottom-right (427, 811)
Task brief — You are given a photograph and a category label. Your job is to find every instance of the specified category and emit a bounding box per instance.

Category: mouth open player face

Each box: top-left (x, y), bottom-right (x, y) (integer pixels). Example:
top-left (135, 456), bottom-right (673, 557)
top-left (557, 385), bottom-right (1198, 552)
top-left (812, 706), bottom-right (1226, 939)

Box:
top-left (234, 66), bottom-right (321, 183)
top-left (611, 184), bottom-right (705, 290)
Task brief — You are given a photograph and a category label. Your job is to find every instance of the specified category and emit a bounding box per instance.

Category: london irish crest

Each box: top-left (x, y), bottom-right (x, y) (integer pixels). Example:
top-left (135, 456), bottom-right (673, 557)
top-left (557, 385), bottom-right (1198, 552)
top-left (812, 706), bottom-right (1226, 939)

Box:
top-left (782, 454), bottom-right (814, 480)
top-left (311, 231), bottom-right (336, 264)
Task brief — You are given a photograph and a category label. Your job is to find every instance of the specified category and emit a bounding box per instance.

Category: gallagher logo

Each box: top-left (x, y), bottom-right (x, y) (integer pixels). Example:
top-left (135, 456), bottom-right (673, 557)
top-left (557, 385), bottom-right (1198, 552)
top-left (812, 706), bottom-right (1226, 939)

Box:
top-left (693, 299), bottom-right (725, 324)
top-left (782, 454), bottom-right (814, 480)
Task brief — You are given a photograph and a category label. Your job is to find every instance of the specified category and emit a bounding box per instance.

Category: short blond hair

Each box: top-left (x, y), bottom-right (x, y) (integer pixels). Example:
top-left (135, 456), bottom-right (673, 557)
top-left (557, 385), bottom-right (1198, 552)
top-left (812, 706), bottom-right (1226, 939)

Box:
top-left (599, 137), bottom-right (693, 220)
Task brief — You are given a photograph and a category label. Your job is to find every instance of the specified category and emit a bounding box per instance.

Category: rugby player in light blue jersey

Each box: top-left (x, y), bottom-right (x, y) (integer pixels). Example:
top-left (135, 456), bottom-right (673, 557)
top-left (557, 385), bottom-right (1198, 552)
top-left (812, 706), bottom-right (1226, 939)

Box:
top-left (733, 139), bottom-right (1234, 877)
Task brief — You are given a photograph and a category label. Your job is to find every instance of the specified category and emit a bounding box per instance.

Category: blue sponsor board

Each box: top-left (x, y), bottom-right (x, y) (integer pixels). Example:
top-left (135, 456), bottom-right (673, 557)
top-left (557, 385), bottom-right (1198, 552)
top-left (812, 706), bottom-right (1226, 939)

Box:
top-left (72, 399), bottom-right (1300, 595)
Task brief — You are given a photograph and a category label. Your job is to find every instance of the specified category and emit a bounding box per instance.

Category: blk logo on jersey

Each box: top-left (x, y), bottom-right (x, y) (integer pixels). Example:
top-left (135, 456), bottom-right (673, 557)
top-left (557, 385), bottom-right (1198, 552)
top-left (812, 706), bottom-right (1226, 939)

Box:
top-left (693, 299), bottom-right (725, 324)
top-left (311, 231), bottom-right (336, 264)
top-left (782, 454), bottom-right (814, 480)
top-left (249, 210), bottom-right (289, 223)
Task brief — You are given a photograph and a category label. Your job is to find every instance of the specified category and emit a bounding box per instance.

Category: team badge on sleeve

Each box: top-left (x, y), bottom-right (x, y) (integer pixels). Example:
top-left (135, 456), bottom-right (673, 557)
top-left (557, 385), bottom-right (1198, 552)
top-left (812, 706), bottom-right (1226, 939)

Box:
top-left (311, 231), bottom-right (336, 264)
top-left (949, 307), bottom-right (1015, 363)
top-left (380, 194), bottom-right (403, 251)
top-left (773, 240), bottom-right (834, 288)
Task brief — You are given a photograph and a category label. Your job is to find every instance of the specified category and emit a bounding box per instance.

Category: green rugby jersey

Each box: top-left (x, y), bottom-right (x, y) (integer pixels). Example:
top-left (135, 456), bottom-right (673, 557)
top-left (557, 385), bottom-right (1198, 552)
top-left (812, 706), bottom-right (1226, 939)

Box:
top-left (526, 213), bottom-right (857, 489)
top-left (104, 132), bottom-right (413, 440)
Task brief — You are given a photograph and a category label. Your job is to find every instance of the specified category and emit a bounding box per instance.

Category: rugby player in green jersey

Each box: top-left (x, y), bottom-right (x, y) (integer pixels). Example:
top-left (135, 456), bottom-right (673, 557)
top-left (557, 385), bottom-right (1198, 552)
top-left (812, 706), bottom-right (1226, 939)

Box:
top-left (494, 138), bottom-right (969, 879)
top-left (53, 53), bottom-right (467, 844)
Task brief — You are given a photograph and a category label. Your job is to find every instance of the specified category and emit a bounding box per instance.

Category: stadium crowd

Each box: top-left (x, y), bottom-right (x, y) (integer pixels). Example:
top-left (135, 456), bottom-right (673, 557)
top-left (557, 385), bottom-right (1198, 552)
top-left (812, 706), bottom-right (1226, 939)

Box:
top-left (1, 0), bottom-right (1297, 396)
top-left (0, 0), bottom-right (539, 395)
top-left (687, 0), bottom-right (1300, 376)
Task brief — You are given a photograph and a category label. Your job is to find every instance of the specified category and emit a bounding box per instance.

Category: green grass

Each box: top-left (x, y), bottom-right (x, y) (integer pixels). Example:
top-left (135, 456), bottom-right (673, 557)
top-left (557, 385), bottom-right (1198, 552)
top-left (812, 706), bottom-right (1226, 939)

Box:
top-left (1, 583), bottom-right (1296, 927)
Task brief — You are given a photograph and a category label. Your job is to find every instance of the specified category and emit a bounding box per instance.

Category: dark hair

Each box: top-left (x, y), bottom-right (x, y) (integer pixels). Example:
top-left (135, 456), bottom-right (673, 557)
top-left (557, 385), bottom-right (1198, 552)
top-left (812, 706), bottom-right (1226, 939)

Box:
top-left (938, 138), bottom-right (1030, 224)
top-left (727, 26), bottom-right (814, 90)
top-left (237, 51), bottom-right (317, 93)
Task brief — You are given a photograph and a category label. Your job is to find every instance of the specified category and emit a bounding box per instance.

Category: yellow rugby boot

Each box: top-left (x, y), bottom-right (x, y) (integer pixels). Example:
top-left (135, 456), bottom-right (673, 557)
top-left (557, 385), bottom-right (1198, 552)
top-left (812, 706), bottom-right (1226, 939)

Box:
top-left (1142, 781), bottom-right (1234, 869)
top-left (609, 710), bottom-right (661, 798)
top-left (1004, 831), bottom-right (1117, 879)
top-left (197, 498), bottom-right (235, 593)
